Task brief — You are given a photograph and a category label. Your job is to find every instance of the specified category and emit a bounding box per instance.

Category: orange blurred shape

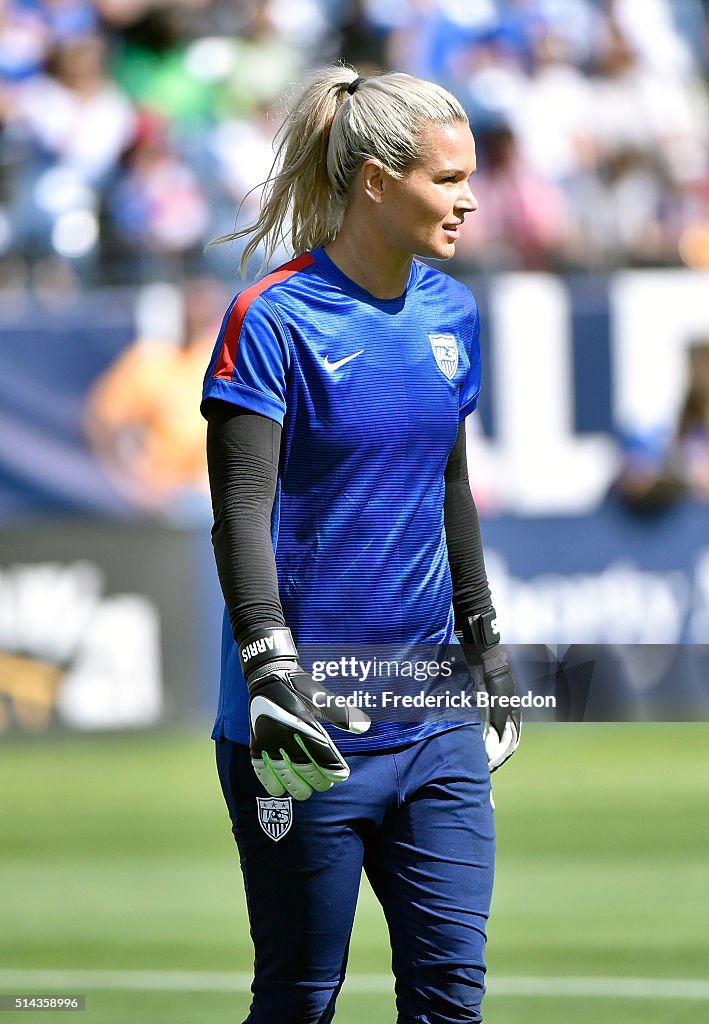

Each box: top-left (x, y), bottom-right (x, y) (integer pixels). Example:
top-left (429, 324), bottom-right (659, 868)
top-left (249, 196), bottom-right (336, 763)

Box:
top-left (679, 223), bottom-right (709, 269)
top-left (0, 654), bottom-right (63, 733)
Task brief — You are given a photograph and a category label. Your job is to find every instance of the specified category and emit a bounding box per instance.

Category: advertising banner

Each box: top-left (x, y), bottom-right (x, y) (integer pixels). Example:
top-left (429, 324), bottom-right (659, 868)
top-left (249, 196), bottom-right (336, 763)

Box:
top-left (0, 523), bottom-right (216, 736)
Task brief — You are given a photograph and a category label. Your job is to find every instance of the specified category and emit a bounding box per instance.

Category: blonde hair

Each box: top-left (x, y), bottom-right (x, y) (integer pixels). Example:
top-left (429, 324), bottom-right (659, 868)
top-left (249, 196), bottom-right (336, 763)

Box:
top-left (211, 66), bottom-right (468, 274)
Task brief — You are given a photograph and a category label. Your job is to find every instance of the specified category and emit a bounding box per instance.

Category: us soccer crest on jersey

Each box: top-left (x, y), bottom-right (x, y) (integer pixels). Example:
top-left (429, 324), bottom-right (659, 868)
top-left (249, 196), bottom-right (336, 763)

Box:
top-left (256, 796), bottom-right (293, 841)
top-left (429, 333), bottom-right (459, 380)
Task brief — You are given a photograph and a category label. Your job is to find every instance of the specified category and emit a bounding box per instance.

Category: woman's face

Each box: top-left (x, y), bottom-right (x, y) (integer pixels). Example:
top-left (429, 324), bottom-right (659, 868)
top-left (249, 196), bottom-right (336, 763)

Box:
top-left (380, 121), bottom-right (478, 261)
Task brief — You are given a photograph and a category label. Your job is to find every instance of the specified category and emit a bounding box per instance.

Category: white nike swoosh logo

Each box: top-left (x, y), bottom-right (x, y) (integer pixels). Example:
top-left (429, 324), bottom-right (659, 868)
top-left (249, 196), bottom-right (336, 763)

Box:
top-left (324, 349), bottom-right (364, 373)
top-left (249, 695), bottom-right (330, 746)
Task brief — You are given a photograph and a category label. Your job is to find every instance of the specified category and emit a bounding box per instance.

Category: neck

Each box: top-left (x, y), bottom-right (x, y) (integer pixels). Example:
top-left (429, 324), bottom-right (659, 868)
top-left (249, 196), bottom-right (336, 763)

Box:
top-left (324, 220), bottom-right (412, 301)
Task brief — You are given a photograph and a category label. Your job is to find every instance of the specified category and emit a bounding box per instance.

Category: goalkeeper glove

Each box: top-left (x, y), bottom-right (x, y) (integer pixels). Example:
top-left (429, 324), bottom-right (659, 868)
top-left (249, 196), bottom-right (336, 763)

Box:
top-left (458, 607), bottom-right (521, 772)
top-left (239, 627), bottom-right (371, 801)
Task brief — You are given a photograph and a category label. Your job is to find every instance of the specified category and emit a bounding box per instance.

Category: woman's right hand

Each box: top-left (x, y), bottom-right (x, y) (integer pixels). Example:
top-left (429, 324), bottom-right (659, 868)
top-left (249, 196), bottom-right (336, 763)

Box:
top-left (240, 627), bottom-right (371, 800)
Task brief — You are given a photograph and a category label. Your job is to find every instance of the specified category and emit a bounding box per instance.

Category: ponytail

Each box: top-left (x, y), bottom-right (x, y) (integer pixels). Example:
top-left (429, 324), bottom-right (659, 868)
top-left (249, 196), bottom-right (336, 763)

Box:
top-left (211, 66), bottom-right (468, 275)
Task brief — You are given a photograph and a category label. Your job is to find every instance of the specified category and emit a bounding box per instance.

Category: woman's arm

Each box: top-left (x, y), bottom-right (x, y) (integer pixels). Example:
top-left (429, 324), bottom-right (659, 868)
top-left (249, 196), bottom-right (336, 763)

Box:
top-left (444, 422), bottom-right (521, 771)
top-left (205, 399), bottom-right (286, 645)
top-left (205, 398), bottom-right (370, 799)
top-left (443, 421), bottom-right (492, 622)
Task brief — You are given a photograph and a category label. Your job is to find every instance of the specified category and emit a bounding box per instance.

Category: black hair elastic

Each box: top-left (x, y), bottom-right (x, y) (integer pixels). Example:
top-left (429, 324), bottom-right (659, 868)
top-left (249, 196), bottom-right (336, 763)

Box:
top-left (347, 76), bottom-right (365, 95)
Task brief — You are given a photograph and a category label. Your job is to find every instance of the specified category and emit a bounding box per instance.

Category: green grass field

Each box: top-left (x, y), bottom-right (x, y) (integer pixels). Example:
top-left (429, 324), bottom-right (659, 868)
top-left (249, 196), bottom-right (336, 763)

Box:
top-left (1, 724), bottom-right (708, 1023)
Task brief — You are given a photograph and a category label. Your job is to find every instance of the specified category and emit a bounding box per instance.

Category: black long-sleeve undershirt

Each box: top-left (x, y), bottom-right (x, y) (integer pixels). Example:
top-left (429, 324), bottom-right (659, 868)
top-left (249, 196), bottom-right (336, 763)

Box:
top-left (205, 401), bottom-right (492, 645)
top-left (206, 400), bottom-right (286, 645)
top-left (444, 422), bottom-right (492, 623)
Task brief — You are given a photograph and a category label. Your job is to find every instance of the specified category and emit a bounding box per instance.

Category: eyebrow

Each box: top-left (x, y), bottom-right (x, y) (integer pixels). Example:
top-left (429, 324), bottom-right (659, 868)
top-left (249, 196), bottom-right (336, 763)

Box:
top-left (435, 167), bottom-right (476, 176)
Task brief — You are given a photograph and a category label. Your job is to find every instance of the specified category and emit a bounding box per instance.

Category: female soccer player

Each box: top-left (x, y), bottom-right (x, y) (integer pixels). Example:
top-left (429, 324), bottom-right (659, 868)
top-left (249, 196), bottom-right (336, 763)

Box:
top-left (202, 67), bottom-right (521, 1024)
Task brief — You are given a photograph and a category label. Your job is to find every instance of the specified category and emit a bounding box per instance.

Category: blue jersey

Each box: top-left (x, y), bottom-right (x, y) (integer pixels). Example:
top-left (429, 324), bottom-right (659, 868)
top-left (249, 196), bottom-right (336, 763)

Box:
top-left (202, 247), bottom-right (481, 750)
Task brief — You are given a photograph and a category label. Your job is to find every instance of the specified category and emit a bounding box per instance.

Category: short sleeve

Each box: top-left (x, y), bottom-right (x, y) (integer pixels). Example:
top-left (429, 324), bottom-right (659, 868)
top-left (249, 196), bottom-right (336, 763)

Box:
top-left (458, 297), bottom-right (481, 422)
top-left (201, 295), bottom-right (290, 424)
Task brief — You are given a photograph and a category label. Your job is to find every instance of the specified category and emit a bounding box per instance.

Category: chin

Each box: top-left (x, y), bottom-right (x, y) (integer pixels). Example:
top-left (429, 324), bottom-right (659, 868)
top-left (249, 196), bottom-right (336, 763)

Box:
top-left (415, 242), bottom-right (455, 262)
top-left (429, 248), bottom-right (456, 262)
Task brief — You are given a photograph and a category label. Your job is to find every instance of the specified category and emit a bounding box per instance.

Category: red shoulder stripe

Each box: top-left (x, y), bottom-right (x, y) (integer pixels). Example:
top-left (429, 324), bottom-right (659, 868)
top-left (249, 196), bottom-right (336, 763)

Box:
top-left (213, 252), bottom-right (316, 380)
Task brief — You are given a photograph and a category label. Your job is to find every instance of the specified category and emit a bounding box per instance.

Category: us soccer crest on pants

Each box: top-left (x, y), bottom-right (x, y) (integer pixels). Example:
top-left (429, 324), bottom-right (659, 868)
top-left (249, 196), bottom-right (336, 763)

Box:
top-left (256, 796), bottom-right (293, 841)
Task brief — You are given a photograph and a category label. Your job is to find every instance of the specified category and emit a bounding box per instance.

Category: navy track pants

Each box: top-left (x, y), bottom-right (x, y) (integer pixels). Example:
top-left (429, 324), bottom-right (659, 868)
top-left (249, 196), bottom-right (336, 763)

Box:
top-left (216, 723), bottom-right (495, 1024)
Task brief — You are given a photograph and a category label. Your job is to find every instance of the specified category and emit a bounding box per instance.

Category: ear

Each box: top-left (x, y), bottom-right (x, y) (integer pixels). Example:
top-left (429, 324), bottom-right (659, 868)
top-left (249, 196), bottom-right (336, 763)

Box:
top-left (361, 159), bottom-right (386, 204)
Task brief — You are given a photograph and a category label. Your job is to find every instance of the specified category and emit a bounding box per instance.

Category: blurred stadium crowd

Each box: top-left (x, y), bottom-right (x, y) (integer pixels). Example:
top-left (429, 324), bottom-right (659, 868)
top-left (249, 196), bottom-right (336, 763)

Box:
top-left (1, 0), bottom-right (709, 292)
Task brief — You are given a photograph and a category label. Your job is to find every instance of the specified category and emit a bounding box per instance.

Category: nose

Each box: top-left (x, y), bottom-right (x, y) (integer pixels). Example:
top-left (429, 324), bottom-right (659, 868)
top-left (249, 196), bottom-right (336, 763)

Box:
top-left (457, 180), bottom-right (478, 215)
